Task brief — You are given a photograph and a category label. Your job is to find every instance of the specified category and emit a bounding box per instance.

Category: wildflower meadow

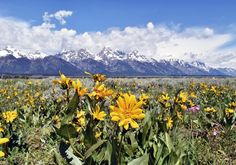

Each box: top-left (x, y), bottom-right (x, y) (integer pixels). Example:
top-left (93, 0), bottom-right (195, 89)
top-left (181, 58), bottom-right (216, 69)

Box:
top-left (0, 74), bottom-right (235, 164)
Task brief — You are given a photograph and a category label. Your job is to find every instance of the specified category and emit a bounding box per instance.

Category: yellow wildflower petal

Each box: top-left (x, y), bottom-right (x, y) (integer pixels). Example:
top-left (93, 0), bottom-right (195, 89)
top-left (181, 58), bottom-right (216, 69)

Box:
top-left (111, 116), bottom-right (120, 121)
top-left (0, 151), bottom-right (5, 157)
top-left (130, 120), bottom-right (139, 129)
top-left (124, 123), bottom-right (129, 130)
top-left (0, 138), bottom-right (9, 145)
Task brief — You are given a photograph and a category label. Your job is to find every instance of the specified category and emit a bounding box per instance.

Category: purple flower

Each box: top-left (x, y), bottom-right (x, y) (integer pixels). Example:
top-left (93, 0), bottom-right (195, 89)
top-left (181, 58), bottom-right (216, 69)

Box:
top-left (187, 105), bottom-right (200, 113)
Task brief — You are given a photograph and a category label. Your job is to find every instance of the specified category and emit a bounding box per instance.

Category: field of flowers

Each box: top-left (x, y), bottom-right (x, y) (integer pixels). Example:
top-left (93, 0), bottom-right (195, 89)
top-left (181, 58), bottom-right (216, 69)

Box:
top-left (0, 74), bottom-right (235, 164)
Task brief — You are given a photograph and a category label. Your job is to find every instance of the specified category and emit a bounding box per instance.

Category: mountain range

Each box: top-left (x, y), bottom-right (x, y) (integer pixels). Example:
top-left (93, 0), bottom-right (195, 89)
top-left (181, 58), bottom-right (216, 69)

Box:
top-left (0, 46), bottom-right (235, 76)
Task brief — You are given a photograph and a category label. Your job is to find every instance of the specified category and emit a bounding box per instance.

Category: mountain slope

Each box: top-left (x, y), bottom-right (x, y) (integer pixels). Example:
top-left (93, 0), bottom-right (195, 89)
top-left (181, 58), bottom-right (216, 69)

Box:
top-left (0, 47), bottom-right (235, 76)
top-left (0, 55), bottom-right (82, 76)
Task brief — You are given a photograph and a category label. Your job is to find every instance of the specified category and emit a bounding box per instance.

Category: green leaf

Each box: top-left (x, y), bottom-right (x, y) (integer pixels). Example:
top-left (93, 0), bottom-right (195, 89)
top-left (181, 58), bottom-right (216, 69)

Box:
top-left (129, 132), bottom-right (138, 151)
top-left (128, 154), bottom-right (149, 165)
top-left (104, 141), bottom-right (113, 165)
top-left (84, 119), bottom-right (96, 148)
top-left (124, 144), bottom-right (134, 157)
top-left (142, 112), bottom-right (152, 146)
top-left (111, 138), bottom-right (118, 165)
top-left (175, 152), bottom-right (186, 165)
top-left (56, 124), bottom-right (77, 140)
top-left (67, 92), bottom-right (80, 114)
top-left (53, 150), bottom-right (65, 165)
top-left (84, 140), bottom-right (106, 159)
top-left (154, 143), bottom-right (164, 165)
top-left (165, 132), bottom-right (173, 153)
top-left (94, 147), bottom-right (106, 162)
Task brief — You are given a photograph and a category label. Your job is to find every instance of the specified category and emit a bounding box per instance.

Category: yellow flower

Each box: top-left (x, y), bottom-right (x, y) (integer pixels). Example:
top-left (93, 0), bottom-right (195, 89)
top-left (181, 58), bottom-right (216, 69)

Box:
top-left (229, 102), bottom-right (236, 108)
top-left (27, 81), bottom-right (32, 85)
top-left (204, 107), bottom-right (217, 113)
top-left (72, 79), bottom-right (88, 96)
top-left (0, 127), bottom-right (4, 133)
top-left (3, 110), bottom-right (18, 123)
top-left (0, 138), bottom-right (9, 145)
top-left (200, 83), bottom-right (208, 89)
top-left (225, 108), bottom-right (234, 116)
top-left (210, 86), bottom-right (217, 93)
top-left (85, 72), bottom-right (106, 82)
top-left (190, 92), bottom-right (197, 98)
top-left (180, 104), bottom-right (187, 111)
top-left (89, 82), bottom-right (113, 99)
top-left (92, 105), bottom-right (106, 121)
top-left (110, 93), bottom-right (145, 130)
top-left (76, 111), bottom-right (86, 127)
top-left (159, 93), bottom-right (170, 101)
top-left (176, 111), bottom-right (183, 121)
top-left (53, 73), bottom-right (72, 89)
top-left (166, 117), bottom-right (173, 129)
top-left (93, 74), bottom-right (106, 82)
top-left (95, 131), bottom-right (102, 139)
top-left (190, 82), bottom-right (195, 88)
top-left (0, 151), bottom-right (5, 157)
top-left (158, 93), bottom-right (171, 108)
top-left (139, 93), bottom-right (149, 103)
top-left (53, 115), bottom-right (61, 128)
top-left (188, 100), bottom-right (195, 107)
top-left (0, 137), bottom-right (9, 157)
top-left (179, 91), bottom-right (188, 103)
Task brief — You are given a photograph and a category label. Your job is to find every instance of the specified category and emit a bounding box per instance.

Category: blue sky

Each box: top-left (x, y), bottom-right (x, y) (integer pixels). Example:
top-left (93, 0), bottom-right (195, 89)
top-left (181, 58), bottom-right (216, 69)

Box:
top-left (0, 0), bottom-right (236, 32)
top-left (0, 0), bottom-right (235, 68)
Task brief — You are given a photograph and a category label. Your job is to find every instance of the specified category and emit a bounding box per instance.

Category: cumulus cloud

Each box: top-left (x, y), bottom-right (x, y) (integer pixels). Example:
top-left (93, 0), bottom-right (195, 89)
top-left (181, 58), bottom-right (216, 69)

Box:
top-left (43, 10), bottom-right (73, 25)
top-left (0, 14), bottom-right (235, 69)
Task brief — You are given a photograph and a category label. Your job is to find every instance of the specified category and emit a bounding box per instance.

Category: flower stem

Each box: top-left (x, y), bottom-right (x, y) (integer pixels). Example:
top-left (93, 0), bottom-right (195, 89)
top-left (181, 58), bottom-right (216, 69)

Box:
top-left (66, 89), bottom-right (70, 103)
top-left (69, 139), bottom-right (84, 159)
top-left (118, 133), bottom-right (124, 164)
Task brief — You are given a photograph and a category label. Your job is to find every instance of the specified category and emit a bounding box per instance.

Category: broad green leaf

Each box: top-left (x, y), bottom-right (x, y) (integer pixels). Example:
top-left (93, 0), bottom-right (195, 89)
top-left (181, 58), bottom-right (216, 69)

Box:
top-left (128, 154), bottom-right (149, 165)
top-left (154, 143), bottom-right (164, 165)
top-left (165, 132), bottom-right (173, 153)
top-left (111, 138), bottom-right (118, 165)
top-left (104, 141), bottom-right (113, 165)
top-left (67, 92), bottom-right (80, 114)
top-left (84, 140), bottom-right (106, 159)
top-left (56, 124), bottom-right (77, 140)
top-left (129, 132), bottom-right (138, 151)
top-left (124, 144), bottom-right (134, 157)
top-left (94, 147), bottom-right (106, 162)
top-left (84, 119), bottom-right (96, 148)
top-left (142, 112), bottom-right (152, 146)
top-left (175, 152), bottom-right (186, 165)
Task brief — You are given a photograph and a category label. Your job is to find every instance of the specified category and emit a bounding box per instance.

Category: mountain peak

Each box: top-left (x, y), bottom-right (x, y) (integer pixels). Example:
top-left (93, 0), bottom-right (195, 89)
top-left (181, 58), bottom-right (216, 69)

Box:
top-left (58, 48), bottom-right (95, 62)
top-left (0, 46), bottom-right (26, 58)
top-left (0, 46), bottom-right (47, 59)
top-left (127, 50), bottom-right (150, 62)
top-left (190, 61), bottom-right (210, 71)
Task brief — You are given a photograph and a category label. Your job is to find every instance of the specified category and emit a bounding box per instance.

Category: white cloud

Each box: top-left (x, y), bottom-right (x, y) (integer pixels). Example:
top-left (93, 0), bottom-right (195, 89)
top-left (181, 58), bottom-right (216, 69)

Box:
top-left (43, 10), bottom-right (73, 25)
top-left (0, 15), bottom-right (235, 69)
top-left (147, 22), bottom-right (154, 30)
top-left (54, 10), bottom-right (73, 25)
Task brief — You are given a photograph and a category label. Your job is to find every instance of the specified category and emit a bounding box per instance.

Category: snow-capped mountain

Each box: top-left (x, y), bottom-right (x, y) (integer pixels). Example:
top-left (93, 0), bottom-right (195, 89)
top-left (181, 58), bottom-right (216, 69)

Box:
top-left (0, 46), bottom-right (27, 58)
top-left (190, 61), bottom-right (210, 72)
top-left (96, 47), bottom-right (152, 64)
top-left (0, 46), bottom-right (235, 76)
top-left (0, 46), bottom-right (47, 59)
top-left (57, 49), bottom-right (97, 62)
